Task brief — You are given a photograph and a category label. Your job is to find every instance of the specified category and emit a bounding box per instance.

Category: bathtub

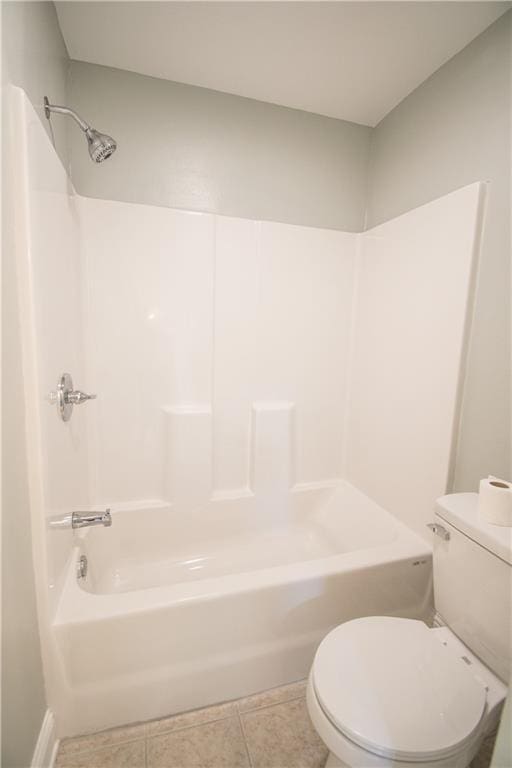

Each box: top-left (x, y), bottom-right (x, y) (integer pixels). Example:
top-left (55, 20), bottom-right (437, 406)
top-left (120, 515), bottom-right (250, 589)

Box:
top-left (53, 482), bottom-right (432, 736)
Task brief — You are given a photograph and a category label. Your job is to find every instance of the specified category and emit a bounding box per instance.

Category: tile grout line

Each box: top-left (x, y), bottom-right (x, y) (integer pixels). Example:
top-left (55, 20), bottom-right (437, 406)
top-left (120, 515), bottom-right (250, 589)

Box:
top-left (58, 733), bottom-right (147, 758)
top-left (237, 708), bottom-right (253, 768)
top-left (238, 692), bottom-right (305, 716)
top-left (60, 711), bottom-right (234, 757)
top-left (147, 712), bottom-right (235, 739)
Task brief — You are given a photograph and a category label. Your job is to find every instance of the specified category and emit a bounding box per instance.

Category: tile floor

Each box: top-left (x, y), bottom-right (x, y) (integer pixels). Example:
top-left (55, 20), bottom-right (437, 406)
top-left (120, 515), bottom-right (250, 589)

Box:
top-left (56, 679), bottom-right (497, 768)
top-left (56, 680), bottom-right (327, 768)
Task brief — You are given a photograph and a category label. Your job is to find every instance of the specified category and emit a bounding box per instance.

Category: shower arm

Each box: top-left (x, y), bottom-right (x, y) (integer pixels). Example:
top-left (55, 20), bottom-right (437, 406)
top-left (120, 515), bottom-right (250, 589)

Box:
top-left (43, 95), bottom-right (116, 163)
top-left (44, 97), bottom-right (90, 133)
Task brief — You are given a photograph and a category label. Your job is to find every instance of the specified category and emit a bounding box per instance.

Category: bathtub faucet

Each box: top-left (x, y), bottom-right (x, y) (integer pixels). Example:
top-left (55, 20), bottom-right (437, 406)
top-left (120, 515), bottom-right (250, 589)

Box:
top-left (72, 509), bottom-right (112, 529)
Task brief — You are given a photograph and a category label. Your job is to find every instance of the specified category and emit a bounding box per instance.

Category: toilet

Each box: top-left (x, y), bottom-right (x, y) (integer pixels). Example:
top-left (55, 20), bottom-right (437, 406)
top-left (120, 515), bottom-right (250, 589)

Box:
top-left (307, 493), bottom-right (511, 768)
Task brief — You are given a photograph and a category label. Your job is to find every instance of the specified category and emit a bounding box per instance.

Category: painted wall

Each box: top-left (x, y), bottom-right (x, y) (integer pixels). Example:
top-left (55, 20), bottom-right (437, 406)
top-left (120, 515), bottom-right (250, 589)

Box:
top-left (67, 61), bottom-right (372, 232)
top-left (491, 692), bottom-right (512, 767)
top-left (367, 11), bottom-right (512, 489)
top-left (2, 1), bottom-right (70, 168)
top-left (1, 3), bottom-right (69, 764)
top-left (2, 94), bottom-right (47, 768)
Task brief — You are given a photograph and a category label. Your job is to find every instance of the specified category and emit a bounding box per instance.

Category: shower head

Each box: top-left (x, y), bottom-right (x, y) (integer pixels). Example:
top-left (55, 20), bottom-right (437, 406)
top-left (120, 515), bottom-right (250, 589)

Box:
top-left (44, 96), bottom-right (117, 163)
top-left (85, 128), bottom-right (117, 163)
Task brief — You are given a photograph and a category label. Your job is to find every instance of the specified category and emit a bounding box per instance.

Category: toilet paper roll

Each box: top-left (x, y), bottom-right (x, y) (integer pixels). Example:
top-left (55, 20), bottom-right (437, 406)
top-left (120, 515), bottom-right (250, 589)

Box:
top-left (478, 476), bottom-right (512, 527)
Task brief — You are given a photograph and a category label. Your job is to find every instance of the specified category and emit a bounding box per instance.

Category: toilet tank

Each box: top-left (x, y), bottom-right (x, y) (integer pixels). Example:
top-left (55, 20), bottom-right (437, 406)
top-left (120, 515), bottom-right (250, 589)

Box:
top-left (432, 493), bottom-right (512, 682)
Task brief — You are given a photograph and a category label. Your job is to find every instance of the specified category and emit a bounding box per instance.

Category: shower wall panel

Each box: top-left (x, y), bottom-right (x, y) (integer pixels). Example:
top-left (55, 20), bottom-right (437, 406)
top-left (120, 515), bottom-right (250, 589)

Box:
top-left (78, 200), bottom-right (215, 505)
top-left (214, 217), bottom-right (357, 495)
top-left (346, 183), bottom-right (484, 540)
top-left (78, 199), bottom-right (358, 507)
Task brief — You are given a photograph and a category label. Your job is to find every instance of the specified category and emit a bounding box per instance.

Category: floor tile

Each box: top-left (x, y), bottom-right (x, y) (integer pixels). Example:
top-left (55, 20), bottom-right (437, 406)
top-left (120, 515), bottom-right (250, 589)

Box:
top-left (237, 680), bottom-right (306, 714)
top-left (58, 724), bottom-right (146, 758)
top-left (146, 701), bottom-right (237, 737)
top-left (55, 740), bottom-right (146, 768)
top-left (147, 715), bottom-right (249, 768)
top-left (241, 697), bottom-right (328, 768)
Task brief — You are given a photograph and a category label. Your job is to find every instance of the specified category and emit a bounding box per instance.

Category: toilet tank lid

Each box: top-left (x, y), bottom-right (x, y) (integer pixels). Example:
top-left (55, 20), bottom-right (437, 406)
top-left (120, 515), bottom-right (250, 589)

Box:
top-left (436, 493), bottom-right (512, 565)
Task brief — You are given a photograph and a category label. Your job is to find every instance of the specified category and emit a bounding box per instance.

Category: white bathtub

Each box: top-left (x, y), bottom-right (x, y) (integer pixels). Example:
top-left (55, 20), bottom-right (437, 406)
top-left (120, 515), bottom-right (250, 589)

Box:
top-left (53, 482), bottom-right (432, 736)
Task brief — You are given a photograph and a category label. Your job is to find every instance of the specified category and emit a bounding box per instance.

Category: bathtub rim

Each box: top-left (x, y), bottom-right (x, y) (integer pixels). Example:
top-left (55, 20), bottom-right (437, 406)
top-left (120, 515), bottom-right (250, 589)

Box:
top-left (54, 523), bottom-right (431, 626)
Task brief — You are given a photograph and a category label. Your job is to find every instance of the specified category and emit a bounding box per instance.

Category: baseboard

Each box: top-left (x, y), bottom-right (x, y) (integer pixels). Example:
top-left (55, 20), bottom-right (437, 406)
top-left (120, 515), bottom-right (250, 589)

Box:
top-left (31, 710), bottom-right (59, 768)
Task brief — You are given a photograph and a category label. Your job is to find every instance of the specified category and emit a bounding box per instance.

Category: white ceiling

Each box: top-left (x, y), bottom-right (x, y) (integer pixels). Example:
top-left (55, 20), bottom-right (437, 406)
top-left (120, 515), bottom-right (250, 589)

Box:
top-left (56, 1), bottom-right (510, 127)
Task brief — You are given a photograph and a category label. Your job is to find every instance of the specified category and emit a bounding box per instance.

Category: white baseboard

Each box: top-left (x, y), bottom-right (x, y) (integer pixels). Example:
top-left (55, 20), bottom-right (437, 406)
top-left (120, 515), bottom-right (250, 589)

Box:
top-left (31, 710), bottom-right (59, 768)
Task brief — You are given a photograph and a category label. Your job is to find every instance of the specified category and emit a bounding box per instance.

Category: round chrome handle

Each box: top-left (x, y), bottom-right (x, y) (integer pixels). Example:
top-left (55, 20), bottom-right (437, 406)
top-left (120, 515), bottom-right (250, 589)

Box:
top-left (48, 373), bottom-right (97, 421)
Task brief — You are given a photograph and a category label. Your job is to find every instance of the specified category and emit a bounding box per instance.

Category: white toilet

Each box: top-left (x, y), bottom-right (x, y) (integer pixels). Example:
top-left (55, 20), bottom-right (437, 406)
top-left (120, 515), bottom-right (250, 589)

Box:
top-left (307, 493), bottom-right (511, 768)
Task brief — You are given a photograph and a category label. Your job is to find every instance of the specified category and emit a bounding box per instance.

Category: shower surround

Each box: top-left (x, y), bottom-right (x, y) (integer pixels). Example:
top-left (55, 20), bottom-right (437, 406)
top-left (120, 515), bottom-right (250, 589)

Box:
top-left (12, 87), bottom-right (484, 736)
top-left (79, 198), bottom-right (356, 508)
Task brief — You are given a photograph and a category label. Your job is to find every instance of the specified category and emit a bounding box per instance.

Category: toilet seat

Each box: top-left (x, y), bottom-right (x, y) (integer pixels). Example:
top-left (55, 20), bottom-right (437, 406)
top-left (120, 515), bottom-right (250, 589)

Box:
top-left (311, 617), bottom-right (487, 763)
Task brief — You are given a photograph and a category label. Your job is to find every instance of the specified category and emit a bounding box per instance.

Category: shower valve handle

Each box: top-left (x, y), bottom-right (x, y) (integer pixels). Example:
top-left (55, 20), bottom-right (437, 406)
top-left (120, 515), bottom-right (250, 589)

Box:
top-left (65, 389), bottom-right (97, 405)
top-left (48, 373), bottom-right (97, 422)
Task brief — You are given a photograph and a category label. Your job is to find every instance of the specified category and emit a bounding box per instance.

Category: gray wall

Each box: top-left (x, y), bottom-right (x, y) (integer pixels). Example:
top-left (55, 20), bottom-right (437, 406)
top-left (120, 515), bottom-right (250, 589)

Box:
top-left (2, 1), bottom-right (70, 168)
top-left (1, 2), bottom-right (69, 764)
top-left (491, 692), bottom-right (511, 767)
top-left (1, 173), bottom-right (48, 768)
top-left (367, 11), bottom-right (511, 490)
top-left (67, 61), bottom-right (372, 231)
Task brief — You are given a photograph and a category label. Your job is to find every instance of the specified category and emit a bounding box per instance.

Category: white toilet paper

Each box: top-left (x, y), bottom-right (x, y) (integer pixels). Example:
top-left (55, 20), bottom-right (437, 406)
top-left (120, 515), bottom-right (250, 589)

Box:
top-left (478, 476), bottom-right (512, 527)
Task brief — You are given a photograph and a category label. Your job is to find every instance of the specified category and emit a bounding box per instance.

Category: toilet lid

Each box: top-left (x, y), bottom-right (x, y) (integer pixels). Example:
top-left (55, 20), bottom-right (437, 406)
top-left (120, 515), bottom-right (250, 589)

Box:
top-left (312, 617), bottom-right (487, 762)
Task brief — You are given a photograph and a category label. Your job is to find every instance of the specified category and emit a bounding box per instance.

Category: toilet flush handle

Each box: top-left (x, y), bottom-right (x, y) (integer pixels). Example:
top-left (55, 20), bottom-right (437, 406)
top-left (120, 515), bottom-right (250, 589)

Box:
top-left (426, 522), bottom-right (450, 541)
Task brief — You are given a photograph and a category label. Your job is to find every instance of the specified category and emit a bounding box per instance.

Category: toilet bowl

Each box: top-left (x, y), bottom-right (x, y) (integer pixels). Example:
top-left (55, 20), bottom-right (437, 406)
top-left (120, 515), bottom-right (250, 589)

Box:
top-left (307, 617), bottom-right (507, 768)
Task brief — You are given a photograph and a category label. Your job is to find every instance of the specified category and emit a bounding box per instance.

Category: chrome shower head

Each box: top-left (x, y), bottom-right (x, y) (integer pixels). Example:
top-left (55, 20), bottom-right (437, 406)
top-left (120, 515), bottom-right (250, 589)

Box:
top-left (44, 96), bottom-right (117, 164)
top-left (85, 128), bottom-right (117, 163)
